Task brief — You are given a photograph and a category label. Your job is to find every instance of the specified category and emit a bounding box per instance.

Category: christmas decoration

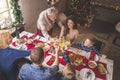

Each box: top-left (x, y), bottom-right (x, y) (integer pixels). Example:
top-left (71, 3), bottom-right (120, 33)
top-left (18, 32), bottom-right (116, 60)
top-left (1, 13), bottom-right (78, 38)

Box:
top-left (69, 0), bottom-right (92, 22)
top-left (10, 0), bottom-right (24, 27)
top-left (90, 1), bottom-right (120, 11)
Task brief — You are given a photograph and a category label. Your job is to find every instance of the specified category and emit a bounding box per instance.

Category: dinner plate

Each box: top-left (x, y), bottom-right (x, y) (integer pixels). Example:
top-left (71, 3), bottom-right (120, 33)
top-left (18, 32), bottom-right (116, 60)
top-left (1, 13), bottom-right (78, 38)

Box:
top-left (88, 61), bottom-right (97, 68)
top-left (79, 68), bottom-right (95, 80)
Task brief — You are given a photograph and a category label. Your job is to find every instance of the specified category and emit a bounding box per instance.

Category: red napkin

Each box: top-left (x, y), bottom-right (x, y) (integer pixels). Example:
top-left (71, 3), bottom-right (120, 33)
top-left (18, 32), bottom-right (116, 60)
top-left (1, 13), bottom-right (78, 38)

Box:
top-left (46, 56), bottom-right (55, 66)
top-left (32, 33), bottom-right (37, 38)
top-left (89, 51), bottom-right (96, 60)
top-left (29, 33), bottom-right (38, 39)
top-left (59, 58), bottom-right (66, 65)
top-left (45, 51), bottom-right (51, 57)
top-left (33, 40), bottom-right (41, 44)
top-left (26, 44), bottom-right (35, 50)
top-left (20, 35), bottom-right (28, 39)
top-left (12, 42), bottom-right (17, 46)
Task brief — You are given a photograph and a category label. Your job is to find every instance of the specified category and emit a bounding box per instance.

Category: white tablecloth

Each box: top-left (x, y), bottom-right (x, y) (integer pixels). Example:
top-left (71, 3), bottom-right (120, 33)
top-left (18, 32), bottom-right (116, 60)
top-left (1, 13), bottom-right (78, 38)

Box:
top-left (9, 31), bottom-right (114, 80)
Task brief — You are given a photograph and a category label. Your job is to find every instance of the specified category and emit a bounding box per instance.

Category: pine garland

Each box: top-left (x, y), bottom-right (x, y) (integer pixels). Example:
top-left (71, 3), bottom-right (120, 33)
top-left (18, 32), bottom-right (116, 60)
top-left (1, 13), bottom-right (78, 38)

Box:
top-left (10, 0), bottom-right (24, 27)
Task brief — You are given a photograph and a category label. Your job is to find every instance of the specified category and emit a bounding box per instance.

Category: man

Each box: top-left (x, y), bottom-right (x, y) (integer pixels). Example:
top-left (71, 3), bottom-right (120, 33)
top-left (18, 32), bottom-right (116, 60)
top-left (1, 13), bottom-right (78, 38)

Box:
top-left (37, 7), bottom-right (66, 41)
top-left (18, 47), bottom-right (59, 80)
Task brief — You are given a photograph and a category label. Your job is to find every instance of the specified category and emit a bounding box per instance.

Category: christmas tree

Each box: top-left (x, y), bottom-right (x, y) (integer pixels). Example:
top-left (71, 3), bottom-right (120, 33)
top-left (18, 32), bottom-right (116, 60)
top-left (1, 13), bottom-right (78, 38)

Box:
top-left (69, 0), bottom-right (91, 24)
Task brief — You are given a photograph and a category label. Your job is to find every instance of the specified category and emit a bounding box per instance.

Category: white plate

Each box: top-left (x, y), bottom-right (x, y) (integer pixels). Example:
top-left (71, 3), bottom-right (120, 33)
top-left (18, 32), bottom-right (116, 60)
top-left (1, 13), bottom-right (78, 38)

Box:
top-left (79, 68), bottom-right (95, 80)
top-left (88, 61), bottom-right (97, 68)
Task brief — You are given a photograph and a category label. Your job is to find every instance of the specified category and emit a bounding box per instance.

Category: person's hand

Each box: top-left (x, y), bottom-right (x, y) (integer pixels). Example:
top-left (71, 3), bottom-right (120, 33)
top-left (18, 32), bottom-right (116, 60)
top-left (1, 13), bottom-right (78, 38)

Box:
top-left (49, 37), bottom-right (55, 42)
top-left (102, 54), bottom-right (107, 59)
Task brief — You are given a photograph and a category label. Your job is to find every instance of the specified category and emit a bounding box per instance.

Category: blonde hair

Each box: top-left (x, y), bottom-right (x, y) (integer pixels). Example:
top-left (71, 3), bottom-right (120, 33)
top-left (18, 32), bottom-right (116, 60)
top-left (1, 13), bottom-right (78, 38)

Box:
top-left (62, 64), bottom-right (76, 79)
top-left (0, 31), bottom-right (12, 49)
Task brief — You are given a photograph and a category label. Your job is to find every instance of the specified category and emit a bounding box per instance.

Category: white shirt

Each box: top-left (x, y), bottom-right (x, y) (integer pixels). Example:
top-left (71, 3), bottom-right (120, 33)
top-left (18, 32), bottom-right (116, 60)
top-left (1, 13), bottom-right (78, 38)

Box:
top-left (37, 9), bottom-right (54, 39)
top-left (37, 10), bottom-right (66, 39)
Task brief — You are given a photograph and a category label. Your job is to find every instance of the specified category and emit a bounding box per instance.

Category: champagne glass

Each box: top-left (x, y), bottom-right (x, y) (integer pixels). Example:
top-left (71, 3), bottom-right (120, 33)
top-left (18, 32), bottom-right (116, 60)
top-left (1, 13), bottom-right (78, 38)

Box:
top-left (65, 40), bottom-right (71, 47)
top-left (58, 36), bottom-right (65, 49)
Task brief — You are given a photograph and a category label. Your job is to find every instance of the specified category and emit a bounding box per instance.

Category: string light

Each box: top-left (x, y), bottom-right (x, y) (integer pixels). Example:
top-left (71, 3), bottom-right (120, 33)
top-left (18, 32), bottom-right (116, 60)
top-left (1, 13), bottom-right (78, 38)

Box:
top-left (90, 1), bottom-right (120, 11)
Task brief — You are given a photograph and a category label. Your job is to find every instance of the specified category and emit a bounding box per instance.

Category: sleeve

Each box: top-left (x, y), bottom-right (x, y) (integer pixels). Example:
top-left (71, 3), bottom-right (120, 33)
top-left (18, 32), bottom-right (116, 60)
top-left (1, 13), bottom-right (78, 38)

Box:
top-left (71, 42), bottom-right (83, 49)
top-left (11, 48), bottom-right (31, 59)
top-left (37, 13), bottom-right (51, 39)
top-left (47, 65), bottom-right (59, 76)
top-left (38, 22), bottom-right (51, 39)
top-left (40, 23), bottom-right (51, 39)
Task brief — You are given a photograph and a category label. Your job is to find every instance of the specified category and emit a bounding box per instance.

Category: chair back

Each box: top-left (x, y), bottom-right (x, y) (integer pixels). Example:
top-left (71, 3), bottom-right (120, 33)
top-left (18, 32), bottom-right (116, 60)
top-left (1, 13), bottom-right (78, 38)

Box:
top-left (94, 40), bottom-right (102, 51)
top-left (0, 71), bottom-right (8, 80)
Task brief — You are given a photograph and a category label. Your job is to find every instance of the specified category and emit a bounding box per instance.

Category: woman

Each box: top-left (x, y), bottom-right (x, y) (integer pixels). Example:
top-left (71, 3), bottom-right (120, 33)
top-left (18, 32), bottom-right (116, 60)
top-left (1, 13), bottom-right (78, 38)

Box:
top-left (65, 15), bottom-right (79, 42)
top-left (0, 31), bottom-right (31, 80)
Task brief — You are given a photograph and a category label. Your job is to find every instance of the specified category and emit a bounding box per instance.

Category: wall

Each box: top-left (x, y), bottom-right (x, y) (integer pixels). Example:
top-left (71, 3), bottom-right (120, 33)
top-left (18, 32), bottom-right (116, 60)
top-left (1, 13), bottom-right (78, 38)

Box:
top-left (92, 0), bottom-right (120, 24)
top-left (19, 0), bottom-right (67, 33)
top-left (93, 6), bottom-right (120, 24)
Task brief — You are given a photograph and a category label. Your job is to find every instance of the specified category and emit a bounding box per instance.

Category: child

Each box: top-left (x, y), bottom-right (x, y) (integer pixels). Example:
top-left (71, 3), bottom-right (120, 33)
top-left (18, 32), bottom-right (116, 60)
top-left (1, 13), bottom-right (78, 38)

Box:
top-left (62, 64), bottom-right (76, 80)
top-left (72, 36), bottom-right (107, 58)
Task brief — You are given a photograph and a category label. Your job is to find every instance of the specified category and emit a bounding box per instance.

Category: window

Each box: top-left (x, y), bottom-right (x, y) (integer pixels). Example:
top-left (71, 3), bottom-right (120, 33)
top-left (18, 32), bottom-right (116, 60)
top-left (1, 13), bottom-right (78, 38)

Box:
top-left (0, 0), bottom-right (12, 29)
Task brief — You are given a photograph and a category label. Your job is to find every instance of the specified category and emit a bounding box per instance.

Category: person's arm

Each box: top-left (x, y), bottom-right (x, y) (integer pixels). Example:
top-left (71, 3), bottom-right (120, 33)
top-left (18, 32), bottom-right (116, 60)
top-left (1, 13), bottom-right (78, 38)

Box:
top-left (44, 47), bottom-right (60, 78)
top-left (37, 15), bottom-right (51, 39)
top-left (39, 23), bottom-right (51, 39)
top-left (54, 46), bottom-right (59, 66)
top-left (74, 30), bottom-right (79, 41)
top-left (57, 21), bottom-right (65, 38)
top-left (9, 48), bottom-right (31, 59)
top-left (57, 13), bottom-right (67, 38)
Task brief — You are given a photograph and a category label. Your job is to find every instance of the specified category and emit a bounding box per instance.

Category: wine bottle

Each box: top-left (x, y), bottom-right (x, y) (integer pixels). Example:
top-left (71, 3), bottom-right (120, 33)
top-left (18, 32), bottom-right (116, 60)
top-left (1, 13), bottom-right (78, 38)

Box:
top-left (15, 27), bottom-right (20, 39)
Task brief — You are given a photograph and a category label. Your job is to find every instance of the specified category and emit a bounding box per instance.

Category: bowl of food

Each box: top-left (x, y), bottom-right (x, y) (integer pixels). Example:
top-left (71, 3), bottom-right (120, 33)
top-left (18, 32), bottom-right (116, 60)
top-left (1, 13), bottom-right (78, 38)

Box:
top-left (88, 61), bottom-right (97, 68)
top-left (74, 55), bottom-right (83, 66)
top-left (26, 39), bottom-right (33, 44)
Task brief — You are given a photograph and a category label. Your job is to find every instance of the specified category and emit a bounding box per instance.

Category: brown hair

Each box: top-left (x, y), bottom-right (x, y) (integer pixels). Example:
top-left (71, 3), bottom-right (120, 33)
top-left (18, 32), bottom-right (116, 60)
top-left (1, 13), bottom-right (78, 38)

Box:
top-left (65, 15), bottom-right (77, 35)
top-left (0, 31), bottom-right (12, 49)
top-left (30, 48), bottom-right (44, 64)
top-left (62, 64), bottom-right (76, 79)
top-left (86, 36), bottom-right (97, 44)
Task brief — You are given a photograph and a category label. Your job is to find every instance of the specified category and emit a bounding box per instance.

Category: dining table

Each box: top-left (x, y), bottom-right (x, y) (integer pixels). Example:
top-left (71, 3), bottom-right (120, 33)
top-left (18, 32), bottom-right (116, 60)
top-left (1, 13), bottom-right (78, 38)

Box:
top-left (9, 31), bottom-right (114, 80)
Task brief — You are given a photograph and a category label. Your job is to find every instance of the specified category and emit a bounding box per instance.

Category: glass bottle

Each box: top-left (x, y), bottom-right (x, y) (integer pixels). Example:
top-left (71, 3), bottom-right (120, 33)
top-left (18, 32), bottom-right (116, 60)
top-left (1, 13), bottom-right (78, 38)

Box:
top-left (15, 27), bottom-right (20, 39)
